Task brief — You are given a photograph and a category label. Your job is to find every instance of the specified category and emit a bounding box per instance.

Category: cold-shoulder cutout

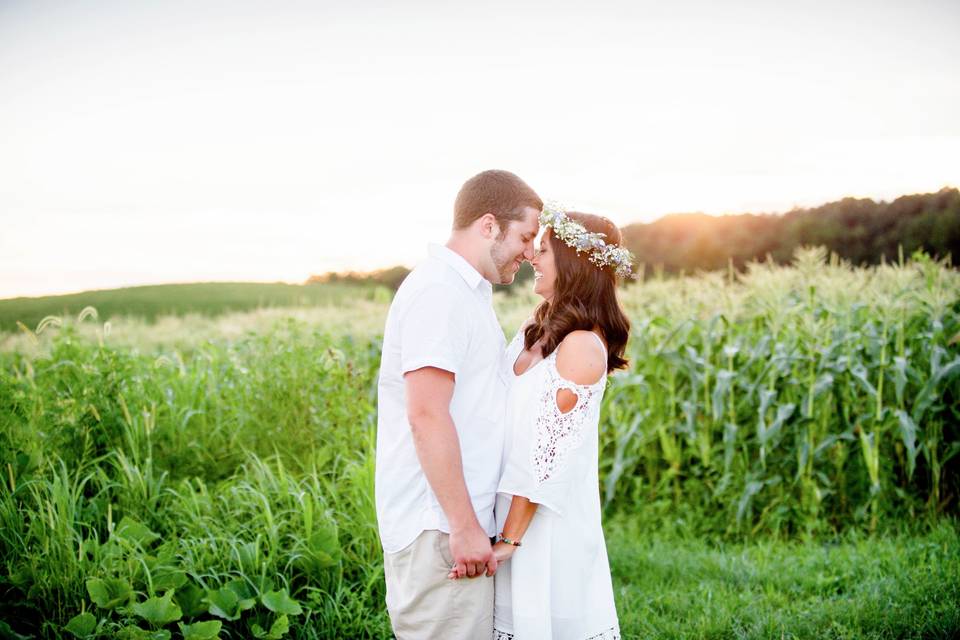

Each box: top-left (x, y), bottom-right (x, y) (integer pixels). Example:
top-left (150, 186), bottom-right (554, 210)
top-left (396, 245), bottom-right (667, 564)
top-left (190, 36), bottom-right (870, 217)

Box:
top-left (555, 330), bottom-right (607, 386)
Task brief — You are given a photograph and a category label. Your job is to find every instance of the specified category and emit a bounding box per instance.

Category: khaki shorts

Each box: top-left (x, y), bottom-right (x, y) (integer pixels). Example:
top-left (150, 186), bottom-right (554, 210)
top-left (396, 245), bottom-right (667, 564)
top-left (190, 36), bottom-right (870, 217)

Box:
top-left (383, 529), bottom-right (494, 640)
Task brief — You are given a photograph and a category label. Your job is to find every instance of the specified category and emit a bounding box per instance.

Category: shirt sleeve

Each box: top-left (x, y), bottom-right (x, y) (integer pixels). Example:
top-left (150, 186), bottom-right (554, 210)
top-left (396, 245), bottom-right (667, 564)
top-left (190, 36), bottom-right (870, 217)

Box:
top-left (398, 284), bottom-right (470, 377)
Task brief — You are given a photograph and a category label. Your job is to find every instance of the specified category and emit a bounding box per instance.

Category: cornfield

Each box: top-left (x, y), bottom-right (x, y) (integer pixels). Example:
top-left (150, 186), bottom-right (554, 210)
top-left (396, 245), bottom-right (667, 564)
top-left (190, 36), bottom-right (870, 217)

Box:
top-left (595, 247), bottom-right (960, 535)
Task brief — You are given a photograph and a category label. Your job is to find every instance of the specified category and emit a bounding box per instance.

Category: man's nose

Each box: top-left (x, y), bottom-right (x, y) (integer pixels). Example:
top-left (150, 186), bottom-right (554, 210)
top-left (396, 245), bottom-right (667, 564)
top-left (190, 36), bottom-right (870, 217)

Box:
top-left (523, 242), bottom-right (535, 260)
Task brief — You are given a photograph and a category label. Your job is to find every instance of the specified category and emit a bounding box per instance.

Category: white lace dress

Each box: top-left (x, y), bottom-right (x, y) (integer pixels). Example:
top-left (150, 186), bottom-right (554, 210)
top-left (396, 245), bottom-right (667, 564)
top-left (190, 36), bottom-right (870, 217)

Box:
top-left (493, 330), bottom-right (620, 640)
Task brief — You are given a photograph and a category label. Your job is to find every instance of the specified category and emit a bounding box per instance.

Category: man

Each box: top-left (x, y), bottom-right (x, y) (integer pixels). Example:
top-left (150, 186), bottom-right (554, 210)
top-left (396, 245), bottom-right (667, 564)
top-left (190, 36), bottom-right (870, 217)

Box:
top-left (375, 170), bottom-right (542, 639)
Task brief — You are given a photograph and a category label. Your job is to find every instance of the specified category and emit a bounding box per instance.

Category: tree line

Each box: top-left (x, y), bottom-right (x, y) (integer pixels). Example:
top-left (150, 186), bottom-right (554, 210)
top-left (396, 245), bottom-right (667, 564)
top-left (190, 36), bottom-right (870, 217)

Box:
top-left (308, 187), bottom-right (959, 290)
top-left (620, 187), bottom-right (959, 275)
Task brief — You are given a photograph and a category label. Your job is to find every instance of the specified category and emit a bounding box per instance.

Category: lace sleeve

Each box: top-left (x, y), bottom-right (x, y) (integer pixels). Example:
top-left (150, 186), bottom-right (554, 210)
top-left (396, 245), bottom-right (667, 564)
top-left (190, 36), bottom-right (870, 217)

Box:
top-left (497, 346), bottom-right (606, 517)
top-left (531, 354), bottom-right (601, 484)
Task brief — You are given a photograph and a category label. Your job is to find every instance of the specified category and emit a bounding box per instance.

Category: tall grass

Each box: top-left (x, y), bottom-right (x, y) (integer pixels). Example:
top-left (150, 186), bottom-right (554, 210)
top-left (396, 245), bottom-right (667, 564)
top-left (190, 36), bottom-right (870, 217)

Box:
top-left (1, 323), bottom-right (391, 638)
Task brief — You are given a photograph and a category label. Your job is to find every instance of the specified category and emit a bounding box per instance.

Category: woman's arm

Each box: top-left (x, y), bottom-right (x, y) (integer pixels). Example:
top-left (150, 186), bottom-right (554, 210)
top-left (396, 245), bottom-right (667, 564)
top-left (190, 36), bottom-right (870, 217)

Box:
top-left (449, 494), bottom-right (537, 578)
top-left (494, 494), bottom-right (539, 560)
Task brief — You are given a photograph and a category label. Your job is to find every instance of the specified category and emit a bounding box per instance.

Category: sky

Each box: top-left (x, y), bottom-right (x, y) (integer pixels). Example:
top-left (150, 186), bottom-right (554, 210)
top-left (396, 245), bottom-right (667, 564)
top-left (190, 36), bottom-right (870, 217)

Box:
top-left (1, 0), bottom-right (958, 299)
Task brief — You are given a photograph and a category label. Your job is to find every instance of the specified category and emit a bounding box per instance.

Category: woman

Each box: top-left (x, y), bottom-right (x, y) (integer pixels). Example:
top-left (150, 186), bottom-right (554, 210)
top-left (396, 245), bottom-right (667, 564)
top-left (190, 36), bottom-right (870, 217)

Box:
top-left (451, 208), bottom-right (632, 639)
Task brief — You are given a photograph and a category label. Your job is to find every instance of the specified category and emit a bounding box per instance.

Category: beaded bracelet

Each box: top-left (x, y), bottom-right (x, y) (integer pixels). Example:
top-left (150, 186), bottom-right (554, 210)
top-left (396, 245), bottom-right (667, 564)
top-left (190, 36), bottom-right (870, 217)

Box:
top-left (497, 533), bottom-right (522, 547)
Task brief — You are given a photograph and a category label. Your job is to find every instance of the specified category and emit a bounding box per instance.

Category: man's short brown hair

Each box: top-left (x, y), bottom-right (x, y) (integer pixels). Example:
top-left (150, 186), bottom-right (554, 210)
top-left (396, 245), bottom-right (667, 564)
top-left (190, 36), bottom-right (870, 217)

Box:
top-left (453, 170), bottom-right (543, 230)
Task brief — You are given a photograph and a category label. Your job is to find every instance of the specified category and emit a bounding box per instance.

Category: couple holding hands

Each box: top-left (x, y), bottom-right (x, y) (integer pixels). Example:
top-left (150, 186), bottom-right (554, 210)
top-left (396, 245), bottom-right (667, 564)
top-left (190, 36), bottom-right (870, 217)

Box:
top-left (376, 170), bottom-right (632, 640)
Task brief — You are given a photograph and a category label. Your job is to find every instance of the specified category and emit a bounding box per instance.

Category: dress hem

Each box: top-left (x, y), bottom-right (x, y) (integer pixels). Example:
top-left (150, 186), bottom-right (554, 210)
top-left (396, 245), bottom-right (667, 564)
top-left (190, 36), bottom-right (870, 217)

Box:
top-left (493, 625), bottom-right (621, 640)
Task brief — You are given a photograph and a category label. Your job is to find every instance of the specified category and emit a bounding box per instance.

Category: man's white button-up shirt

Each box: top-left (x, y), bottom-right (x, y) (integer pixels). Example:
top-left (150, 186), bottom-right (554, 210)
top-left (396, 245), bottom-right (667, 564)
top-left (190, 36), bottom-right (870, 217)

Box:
top-left (375, 243), bottom-right (507, 554)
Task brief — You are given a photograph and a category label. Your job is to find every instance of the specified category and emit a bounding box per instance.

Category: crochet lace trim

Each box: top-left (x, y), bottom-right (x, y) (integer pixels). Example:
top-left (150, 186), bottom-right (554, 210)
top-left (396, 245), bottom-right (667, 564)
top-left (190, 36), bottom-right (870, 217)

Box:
top-left (530, 349), bottom-right (604, 483)
top-left (494, 626), bottom-right (621, 639)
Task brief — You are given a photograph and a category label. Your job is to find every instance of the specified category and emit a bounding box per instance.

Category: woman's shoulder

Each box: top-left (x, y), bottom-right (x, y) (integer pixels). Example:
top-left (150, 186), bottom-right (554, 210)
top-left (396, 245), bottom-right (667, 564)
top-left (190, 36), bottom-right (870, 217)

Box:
top-left (554, 330), bottom-right (606, 386)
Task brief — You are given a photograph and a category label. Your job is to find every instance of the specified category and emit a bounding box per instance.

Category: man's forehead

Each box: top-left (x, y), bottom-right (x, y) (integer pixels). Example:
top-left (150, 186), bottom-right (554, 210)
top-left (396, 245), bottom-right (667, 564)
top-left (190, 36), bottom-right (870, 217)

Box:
top-left (521, 206), bottom-right (540, 234)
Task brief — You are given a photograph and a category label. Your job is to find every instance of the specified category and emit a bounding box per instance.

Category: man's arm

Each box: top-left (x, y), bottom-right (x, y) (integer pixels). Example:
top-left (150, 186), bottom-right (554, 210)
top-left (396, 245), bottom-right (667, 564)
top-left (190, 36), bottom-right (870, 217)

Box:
top-left (405, 366), bottom-right (497, 579)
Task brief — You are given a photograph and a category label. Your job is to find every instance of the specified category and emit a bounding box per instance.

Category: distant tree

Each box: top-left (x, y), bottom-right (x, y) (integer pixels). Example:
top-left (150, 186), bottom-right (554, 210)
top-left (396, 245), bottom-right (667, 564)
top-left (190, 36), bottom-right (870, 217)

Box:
top-left (620, 187), bottom-right (958, 275)
top-left (305, 265), bottom-right (411, 291)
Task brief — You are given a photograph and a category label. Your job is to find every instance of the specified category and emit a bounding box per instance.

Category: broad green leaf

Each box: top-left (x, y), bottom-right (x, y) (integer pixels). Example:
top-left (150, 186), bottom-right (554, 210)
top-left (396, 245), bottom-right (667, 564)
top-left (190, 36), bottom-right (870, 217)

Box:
top-left (892, 356), bottom-right (909, 405)
top-left (86, 577), bottom-right (133, 610)
top-left (722, 422), bottom-right (738, 473)
top-left (152, 540), bottom-right (178, 564)
top-left (113, 517), bottom-right (160, 548)
top-left (912, 356), bottom-right (960, 423)
top-left (98, 539), bottom-right (126, 566)
top-left (895, 410), bottom-right (919, 480)
top-left (225, 579), bottom-right (257, 611)
top-left (252, 614), bottom-right (290, 640)
top-left (710, 369), bottom-right (735, 421)
top-left (116, 626), bottom-right (171, 640)
top-left (64, 612), bottom-right (97, 638)
top-left (757, 388), bottom-right (776, 431)
top-left (295, 524), bottom-right (341, 576)
top-left (132, 590), bottom-right (182, 625)
top-left (760, 403), bottom-right (795, 447)
top-left (178, 620), bottom-right (222, 640)
top-left (269, 614), bottom-right (291, 639)
top-left (306, 524), bottom-right (340, 563)
top-left (858, 429), bottom-right (880, 489)
top-left (153, 570), bottom-right (187, 591)
top-left (253, 576), bottom-right (276, 597)
top-left (261, 589), bottom-right (302, 616)
top-left (849, 363), bottom-right (877, 398)
top-left (175, 583), bottom-right (207, 618)
top-left (206, 587), bottom-right (241, 621)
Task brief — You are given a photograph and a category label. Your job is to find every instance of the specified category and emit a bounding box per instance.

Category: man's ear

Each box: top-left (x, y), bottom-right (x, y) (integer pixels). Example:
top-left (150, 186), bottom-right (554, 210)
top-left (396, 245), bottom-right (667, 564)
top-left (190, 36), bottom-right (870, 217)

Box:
top-left (478, 212), bottom-right (500, 240)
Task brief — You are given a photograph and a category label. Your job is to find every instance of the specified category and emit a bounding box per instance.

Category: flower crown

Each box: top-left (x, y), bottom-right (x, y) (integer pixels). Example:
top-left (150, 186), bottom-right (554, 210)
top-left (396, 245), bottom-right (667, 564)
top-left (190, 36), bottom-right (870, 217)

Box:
top-left (539, 203), bottom-right (636, 279)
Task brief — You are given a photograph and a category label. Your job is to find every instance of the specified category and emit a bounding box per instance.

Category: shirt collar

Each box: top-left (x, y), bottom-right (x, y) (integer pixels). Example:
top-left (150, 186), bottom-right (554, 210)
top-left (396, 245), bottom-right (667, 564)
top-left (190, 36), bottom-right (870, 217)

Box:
top-left (428, 243), bottom-right (490, 294)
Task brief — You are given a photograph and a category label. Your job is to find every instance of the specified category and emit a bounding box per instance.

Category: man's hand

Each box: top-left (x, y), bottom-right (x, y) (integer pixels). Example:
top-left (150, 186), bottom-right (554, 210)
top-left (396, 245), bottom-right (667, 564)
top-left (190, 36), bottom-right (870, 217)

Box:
top-left (449, 524), bottom-right (496, 579)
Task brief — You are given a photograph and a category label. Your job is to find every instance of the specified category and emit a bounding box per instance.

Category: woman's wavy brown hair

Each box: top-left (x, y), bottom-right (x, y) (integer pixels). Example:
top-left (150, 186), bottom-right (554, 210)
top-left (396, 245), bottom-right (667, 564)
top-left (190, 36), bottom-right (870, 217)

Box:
top-left (524, 212), bottom-right (631, 373)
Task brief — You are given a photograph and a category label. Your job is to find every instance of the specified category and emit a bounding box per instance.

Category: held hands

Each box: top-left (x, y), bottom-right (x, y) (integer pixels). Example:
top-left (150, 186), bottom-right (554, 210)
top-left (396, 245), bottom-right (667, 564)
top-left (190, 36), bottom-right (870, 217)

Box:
top-left (447, 541), bottom-right (517, 580)
top-left (492, 541), bottom-right (518, 563)
top-left (448, 524), bottom-right (497, 580)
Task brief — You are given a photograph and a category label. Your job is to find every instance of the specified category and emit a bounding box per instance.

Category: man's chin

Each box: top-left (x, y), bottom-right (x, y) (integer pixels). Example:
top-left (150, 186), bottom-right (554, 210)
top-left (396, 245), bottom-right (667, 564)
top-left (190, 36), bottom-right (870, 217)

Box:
top-left (496, 261), bottom-right (521, 285)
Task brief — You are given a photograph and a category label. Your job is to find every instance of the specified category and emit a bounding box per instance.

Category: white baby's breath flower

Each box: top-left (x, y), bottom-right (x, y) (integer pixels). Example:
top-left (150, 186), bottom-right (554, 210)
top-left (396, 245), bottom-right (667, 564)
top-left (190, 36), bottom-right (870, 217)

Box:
top-left (539, 202), bottom-right (636, 279)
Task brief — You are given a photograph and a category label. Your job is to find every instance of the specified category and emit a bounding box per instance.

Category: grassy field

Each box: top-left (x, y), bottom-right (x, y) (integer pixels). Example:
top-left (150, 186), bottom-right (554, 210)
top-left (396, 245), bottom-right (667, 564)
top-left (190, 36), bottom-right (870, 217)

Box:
top-left (1, 248), bottom-right (959, 638)
top-left (0, 282), bottom-right (392, 334)
top-left (608, 518), bottom-right (959, 639)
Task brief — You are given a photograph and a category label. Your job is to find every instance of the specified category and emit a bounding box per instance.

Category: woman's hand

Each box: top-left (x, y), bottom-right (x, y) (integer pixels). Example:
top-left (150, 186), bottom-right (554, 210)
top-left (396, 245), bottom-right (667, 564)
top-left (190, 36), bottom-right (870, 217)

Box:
top-left (492, 540), bottom-right (518, 563)
top-left (448, 541), bottom-right (517, 579)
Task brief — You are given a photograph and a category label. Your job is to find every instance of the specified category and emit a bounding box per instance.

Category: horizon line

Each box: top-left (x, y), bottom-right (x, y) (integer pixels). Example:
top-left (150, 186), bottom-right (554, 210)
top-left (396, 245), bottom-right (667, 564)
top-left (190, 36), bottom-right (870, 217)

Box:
top-left (3, 184), bottom-right (957, 302)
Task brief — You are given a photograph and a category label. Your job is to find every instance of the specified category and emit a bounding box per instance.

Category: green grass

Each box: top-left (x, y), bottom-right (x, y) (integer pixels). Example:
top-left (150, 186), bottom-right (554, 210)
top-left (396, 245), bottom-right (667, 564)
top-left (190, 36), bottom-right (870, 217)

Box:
top-left (0, 281), bottom-right (391, 333)
top-left (609, 518), bottom-right (960, 639)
